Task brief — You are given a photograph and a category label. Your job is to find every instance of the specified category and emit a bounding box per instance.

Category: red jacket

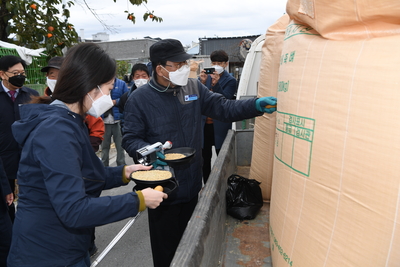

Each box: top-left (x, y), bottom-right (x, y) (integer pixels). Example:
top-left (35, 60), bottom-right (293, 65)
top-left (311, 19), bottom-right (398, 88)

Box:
top-left (85, 115), bottom-right (105, 153)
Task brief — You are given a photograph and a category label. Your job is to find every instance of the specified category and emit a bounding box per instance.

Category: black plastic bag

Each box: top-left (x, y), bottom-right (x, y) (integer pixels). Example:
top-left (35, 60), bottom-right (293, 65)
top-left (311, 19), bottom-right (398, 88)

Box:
top-left (226, 174), bottom-right (263, 220)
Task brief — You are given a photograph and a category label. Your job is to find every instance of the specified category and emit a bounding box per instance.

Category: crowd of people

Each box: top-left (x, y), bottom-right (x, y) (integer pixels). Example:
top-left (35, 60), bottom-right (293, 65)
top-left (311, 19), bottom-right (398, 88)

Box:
top-left (0, 39), bottom-right (277, 267)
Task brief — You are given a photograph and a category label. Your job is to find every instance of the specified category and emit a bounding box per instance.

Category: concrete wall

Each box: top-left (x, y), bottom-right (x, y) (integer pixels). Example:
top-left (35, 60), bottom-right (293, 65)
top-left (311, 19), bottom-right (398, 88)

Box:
top-left (95, 39), bottom-right (158, 62)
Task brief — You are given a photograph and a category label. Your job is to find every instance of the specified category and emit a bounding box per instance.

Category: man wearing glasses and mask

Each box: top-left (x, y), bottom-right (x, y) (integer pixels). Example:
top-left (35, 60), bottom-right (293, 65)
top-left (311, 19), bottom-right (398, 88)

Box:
top-left (0, 55), bottom-right (38, 264)
top-left (122, 39), bottom-right (277, 267)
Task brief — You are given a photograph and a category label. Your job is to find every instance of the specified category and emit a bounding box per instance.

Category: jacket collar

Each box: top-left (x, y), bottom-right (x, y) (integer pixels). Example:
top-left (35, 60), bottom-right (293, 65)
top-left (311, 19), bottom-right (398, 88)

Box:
top-left (149, 75), bottom-right (181, 95)
top-left (0, 82), bottom-right (30, 94)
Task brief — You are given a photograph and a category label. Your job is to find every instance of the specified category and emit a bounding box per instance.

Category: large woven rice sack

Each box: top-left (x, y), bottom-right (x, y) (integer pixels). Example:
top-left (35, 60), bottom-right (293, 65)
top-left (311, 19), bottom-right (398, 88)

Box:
top-left (269, 20), bottom-right (400, 266)
top-left (286, 0), bottom-right (400, 40)
top-left (250, 14), bottom-right (290, 200)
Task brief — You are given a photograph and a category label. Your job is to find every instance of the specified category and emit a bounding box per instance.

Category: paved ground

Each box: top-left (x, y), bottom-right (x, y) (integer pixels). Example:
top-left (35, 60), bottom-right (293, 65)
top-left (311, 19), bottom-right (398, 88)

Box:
top-left (91, 147), bottom-right (154, 267)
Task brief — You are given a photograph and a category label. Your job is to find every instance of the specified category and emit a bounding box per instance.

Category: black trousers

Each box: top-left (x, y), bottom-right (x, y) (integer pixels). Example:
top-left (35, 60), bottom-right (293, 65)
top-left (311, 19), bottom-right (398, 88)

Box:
top-left (148, 196), bottom-right (198, 267)
top-left (0, 206), bottom-right (12, 267)
top-left (202, 124), bottom-right (220, 184)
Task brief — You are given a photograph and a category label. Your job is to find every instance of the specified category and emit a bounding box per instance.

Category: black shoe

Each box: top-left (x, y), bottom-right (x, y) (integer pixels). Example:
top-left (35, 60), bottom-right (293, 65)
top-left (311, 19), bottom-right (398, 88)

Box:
top-left (89, 244), bottom-right (98, 257)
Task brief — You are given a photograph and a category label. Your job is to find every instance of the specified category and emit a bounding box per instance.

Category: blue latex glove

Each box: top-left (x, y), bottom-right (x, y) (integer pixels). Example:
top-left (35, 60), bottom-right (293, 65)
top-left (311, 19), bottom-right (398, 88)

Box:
top-left (255, 97), bottom-right (277, 114)
top-left (152, 151), bottom-right (168, 169)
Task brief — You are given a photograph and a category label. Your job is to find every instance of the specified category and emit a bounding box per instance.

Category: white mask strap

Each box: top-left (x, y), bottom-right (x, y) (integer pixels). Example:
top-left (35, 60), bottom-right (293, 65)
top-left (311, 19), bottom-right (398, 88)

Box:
top-left (97, 85), bottom-right (106, 96)
top-left (88, 85), bottom-right (104, 102)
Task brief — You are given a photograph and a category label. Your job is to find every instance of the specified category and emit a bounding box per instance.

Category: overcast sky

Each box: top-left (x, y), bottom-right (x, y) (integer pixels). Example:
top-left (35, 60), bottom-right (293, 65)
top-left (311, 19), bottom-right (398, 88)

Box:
top-left (67, 0), bottom-right (288, 46)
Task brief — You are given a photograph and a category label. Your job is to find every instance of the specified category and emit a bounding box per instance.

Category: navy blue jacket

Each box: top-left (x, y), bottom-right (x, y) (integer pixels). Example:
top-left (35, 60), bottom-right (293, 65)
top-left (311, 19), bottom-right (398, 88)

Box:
top-left (122, 77), bottom-right (261, 205)
top-left (202, 70), bottom-right (238, 149)
top-left (8, 101), bottom-right (142, 267)
top-left (0, 83), bottom-right (39, 180)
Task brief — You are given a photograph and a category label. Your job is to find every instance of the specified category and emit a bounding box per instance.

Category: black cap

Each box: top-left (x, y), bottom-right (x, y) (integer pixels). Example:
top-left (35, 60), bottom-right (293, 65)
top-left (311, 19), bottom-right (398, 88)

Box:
top-left (150, 39), bottom-right (192, 63)
top-left (41, 56), bottom-right (64, 72)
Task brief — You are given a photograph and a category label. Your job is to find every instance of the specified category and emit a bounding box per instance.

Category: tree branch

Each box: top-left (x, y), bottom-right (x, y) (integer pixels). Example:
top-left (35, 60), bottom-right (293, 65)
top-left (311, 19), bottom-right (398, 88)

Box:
top-left (82, 0), bottom-right (119, 34)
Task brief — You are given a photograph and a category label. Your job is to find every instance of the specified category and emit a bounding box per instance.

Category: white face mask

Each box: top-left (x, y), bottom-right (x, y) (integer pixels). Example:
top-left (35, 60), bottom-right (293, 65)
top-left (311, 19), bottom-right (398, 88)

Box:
top-left (86, 86), bottom-right (114, 118)
top-left (46, 77), bottom-right (57, 92)
top-left (212, 65), bottom-right (224, 74)
top-left (134, 78), bottom-right (148, 88)
top-left (162, 64), bottom-right (190, 86)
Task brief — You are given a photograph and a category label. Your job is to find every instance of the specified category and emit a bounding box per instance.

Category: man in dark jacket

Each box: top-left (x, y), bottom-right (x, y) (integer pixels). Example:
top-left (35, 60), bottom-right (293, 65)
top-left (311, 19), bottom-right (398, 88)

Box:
top-left (0, 55), bottom-right (39, 222)
top-left (118, 63), bottom-right (150, 134)
top-left (122, 38), bottom-right (277, 267)
top-left (199, 49), bottom-right (238, 183)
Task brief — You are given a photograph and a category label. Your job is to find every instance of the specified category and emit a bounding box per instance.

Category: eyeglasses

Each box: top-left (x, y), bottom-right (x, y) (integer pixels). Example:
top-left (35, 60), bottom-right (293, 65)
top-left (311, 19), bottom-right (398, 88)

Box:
top-left (6, 71), bottom-right (26, 76)
top-left (164, 60), bottom-right (188, 70)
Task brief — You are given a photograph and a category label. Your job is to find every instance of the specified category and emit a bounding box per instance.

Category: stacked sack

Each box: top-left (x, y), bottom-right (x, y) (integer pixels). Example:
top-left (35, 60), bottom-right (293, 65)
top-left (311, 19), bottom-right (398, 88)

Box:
top-left (250, 14), bottom-right (290, 200)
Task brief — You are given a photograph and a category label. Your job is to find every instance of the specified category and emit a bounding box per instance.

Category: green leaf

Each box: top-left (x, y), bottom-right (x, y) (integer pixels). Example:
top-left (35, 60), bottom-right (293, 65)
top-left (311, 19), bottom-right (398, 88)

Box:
top-left (129, 0), bottom-right (143, 6)
top-left (63, 9), bottom-right (70, 18)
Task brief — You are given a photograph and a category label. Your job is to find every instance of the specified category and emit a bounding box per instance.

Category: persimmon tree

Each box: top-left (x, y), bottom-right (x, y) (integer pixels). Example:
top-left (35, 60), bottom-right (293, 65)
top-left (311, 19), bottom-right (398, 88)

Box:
top-left (0, 0), bottom-right (162, 58)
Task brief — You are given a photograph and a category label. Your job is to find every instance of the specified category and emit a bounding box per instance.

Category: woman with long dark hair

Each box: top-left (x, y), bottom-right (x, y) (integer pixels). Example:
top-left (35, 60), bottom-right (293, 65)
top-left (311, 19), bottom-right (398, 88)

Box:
top-left (7, 43), bottom-right (167, 267)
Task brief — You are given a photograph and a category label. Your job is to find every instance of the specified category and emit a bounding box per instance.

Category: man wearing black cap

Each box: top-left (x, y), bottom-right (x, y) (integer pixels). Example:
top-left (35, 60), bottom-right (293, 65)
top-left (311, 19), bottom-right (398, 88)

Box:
top-left (41, 56), bottom-right (63, 96)
top-left (122, 38), bottom-right (277, 267)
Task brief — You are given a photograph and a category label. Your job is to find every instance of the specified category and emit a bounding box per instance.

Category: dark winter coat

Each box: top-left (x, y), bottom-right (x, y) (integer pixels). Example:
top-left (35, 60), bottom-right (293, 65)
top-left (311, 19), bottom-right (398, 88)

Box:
top-left (202, 70), bottom-right (238, 149)
top-left (0, 83), bottom-right (39, 180)
top-left (118, 83), bottom-right (137, 133)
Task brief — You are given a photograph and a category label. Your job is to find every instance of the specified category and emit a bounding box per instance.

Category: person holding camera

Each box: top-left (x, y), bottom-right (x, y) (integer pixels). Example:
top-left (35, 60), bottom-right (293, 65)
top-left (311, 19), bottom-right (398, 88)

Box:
top-left (199, 50), bottom-right (238, 183)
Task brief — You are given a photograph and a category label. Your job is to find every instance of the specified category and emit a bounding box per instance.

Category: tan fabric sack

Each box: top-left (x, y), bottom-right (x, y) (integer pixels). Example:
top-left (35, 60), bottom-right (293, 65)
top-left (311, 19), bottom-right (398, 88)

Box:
top-left (270, 20), bottom-right (400, 266)
top-left (286, 0), bottom-right (400, 40)
top-left (250, 14), bottom-right (290, 200)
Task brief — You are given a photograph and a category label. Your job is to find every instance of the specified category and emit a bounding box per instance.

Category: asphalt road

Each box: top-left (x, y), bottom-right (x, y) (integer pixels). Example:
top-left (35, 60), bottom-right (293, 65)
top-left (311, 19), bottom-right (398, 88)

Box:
top-left (90, 150), bottom-right (154, 267)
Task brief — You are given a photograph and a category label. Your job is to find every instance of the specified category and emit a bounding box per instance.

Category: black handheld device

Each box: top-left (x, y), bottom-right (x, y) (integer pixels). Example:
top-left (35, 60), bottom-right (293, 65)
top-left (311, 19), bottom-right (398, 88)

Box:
top-left (204, 67), bottom-right (215, 74)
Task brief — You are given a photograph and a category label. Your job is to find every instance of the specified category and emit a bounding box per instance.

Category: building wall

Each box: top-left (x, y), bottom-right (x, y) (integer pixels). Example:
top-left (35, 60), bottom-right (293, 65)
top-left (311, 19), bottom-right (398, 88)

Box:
top-left (95, 39), bottom-right (158, 62)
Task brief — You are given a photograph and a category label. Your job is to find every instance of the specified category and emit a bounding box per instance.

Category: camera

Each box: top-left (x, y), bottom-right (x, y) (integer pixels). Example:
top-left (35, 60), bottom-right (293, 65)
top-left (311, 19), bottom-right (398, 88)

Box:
top-left (204, 67), bottom-right (215, 74)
